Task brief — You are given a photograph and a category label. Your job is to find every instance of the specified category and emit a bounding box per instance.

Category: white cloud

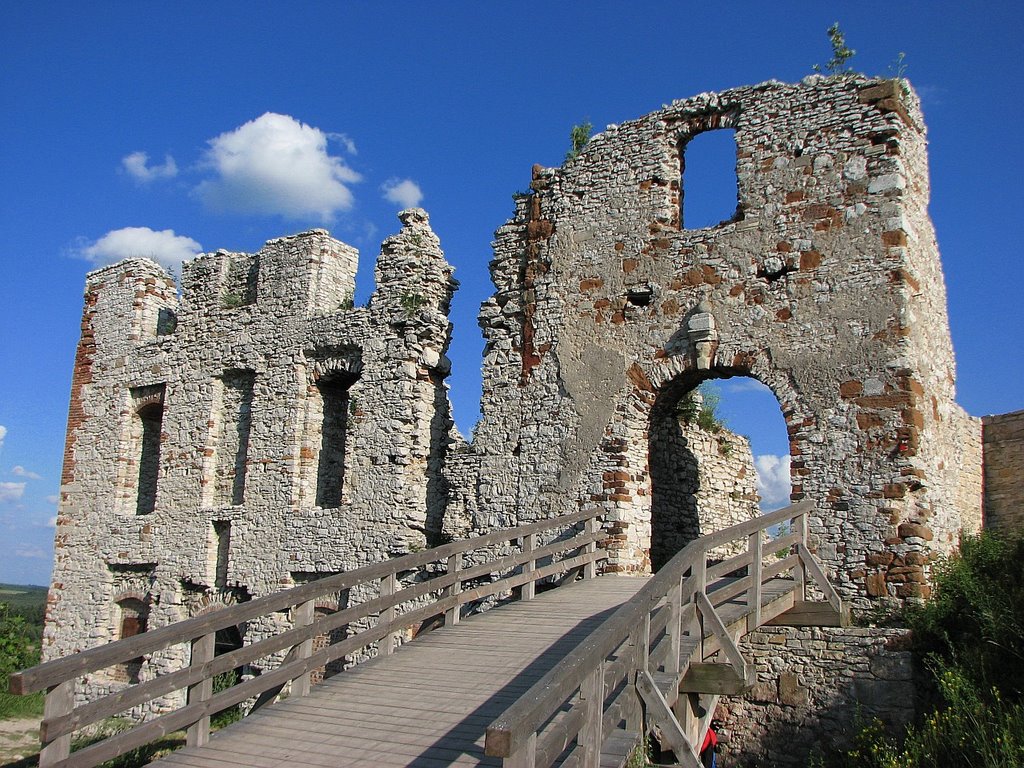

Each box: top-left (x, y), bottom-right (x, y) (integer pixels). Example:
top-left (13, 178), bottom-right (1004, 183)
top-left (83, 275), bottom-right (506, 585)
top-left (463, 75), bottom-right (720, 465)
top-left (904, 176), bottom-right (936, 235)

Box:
top-left (11, 466), bottom-right (42, 480)
top-left (0, 481), bottom-right (26, 503)
top-left (723, 378), bottom-right (771, 395)
top-left (122, 151), bottom-right (178, 182)
top-left (46, 494), bottom-right (60, 505)
top-left (80, 226), bottom-right (202, 271)
top-left (754, 454), bottom-right (791, 510)
top-left (328, 132), bottom-right (358, 155)
top-left (46, 516), bottom-right (57, 528)
top-left (381, 178), bottom-right (424, 209)
top-left (15, 545), bottom-right (48, 560)
top-left (0, 425), bottom-right (6, 452)
top-left (196, 113), bottom-right (361, 221)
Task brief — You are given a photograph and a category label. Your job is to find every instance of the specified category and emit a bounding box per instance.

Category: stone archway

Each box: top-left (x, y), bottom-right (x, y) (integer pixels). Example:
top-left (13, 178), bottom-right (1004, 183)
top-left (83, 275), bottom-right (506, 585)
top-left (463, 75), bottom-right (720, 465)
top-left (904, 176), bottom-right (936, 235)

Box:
top-left (648, 371), bottom-right (787, 571)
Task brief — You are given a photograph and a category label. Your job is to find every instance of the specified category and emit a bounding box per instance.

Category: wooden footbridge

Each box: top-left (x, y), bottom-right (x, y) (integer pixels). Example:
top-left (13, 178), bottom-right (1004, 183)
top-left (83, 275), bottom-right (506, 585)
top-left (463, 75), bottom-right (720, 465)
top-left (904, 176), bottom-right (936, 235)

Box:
top-left (10, 501), bottom-right (849, 767)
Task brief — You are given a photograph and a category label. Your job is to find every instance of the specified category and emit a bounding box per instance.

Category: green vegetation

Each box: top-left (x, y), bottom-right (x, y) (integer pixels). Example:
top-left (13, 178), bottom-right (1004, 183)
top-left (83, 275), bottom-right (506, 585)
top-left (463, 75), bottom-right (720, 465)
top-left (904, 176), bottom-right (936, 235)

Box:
top-left (814, 530), bottom-right (1024, 767)
top-left (888, 51), bottom-right (908, 78)
top-left (677, 382), bottom-right (723, 433)
top-left (564, 121), bottom-right (593, 163)
top-left (813, 22), bottom-right (856, 75)
top-left (400, 291), bottom-right (426, 316)
top-left (1, 585), bottom-right (47, 719)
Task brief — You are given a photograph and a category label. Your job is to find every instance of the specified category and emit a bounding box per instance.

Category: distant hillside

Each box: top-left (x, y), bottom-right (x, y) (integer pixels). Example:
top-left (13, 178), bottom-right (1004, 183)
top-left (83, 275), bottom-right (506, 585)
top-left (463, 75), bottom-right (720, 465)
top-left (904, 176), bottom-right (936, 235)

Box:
top-left (0, 583), bottom-right (48, 627)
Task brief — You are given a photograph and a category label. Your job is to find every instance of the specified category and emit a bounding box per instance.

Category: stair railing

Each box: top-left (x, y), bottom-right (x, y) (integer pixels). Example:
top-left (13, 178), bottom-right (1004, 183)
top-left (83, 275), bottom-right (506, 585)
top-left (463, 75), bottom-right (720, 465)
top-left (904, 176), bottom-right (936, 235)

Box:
top-left (9, 509), bottom-right (604, 768)
top-left (485, 499), bottom-right (847, 768)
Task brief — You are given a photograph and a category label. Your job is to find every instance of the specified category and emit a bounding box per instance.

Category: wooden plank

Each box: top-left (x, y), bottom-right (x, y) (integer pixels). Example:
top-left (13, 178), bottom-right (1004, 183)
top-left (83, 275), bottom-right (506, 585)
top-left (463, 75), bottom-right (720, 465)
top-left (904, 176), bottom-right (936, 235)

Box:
top-left (764, 600), bottom-right (850, 627)
top-left (679, 663), bottom-right (751, 695)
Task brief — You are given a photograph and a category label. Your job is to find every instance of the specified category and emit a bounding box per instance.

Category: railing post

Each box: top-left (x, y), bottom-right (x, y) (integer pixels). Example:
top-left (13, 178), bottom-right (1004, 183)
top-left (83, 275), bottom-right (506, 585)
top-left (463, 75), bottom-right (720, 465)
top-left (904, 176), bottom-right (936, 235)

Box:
top-left (290, 599), bottom-right (316, 698)
top-left (693, 554), bottom-right (708, 656)
top-left (446, 552), bottom-right (463, 625)
top-left (505, 731), bottom-right (537, 768)
top-left (794, 510), bottom-right (808, 601)
top-left (38, 680), bottom-right (73, 767)
top-left (580, 660), bottom-right (606, 768)
top-left (380, 572), bottom-right (397, 656)
top-left (583, 514), bottom-right (600, 580)
top-left (625, 617), bottom-right (649, 732)
top-left (667, 579), bottom-right (682, 677)
top-left (747, 530), bottom-right (763, 632)
top-left (521, 533), bottom-right (537, 601)
top-left (186, 631), bottom-right (216, 748)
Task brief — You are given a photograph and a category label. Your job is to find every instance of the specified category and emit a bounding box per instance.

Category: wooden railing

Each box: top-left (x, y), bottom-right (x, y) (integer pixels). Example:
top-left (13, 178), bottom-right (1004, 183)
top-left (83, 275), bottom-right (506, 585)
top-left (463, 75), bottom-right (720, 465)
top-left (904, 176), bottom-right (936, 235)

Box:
top-left (9, 509), bottom-right (604, 768)
top-left (484, 500), bottom-right (848, 768)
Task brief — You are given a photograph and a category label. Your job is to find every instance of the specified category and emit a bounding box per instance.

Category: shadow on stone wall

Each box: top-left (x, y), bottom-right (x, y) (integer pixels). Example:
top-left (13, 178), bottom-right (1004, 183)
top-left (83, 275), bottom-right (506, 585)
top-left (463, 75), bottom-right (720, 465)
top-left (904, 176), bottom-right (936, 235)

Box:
top-left (714, 626), bottom-right (920, 766)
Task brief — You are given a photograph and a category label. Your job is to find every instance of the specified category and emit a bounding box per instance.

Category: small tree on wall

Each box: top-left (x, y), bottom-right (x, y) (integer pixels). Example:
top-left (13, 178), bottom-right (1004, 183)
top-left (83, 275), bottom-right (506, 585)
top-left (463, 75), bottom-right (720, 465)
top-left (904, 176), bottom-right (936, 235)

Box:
top-left (813, 22), bottom-right (856, 75)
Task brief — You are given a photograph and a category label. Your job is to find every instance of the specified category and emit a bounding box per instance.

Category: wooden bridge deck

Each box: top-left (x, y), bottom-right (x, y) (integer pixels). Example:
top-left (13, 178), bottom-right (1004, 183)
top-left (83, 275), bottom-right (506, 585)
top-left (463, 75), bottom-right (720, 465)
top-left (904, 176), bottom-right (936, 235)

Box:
top-left (153, 576), bottom-right (649, 768)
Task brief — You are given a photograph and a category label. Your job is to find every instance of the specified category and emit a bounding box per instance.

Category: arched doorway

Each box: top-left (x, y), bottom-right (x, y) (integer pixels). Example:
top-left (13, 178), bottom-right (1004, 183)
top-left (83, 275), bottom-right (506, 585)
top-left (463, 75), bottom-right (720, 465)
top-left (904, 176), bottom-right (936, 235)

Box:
top-left (648, 372), bottom-right (791, 571)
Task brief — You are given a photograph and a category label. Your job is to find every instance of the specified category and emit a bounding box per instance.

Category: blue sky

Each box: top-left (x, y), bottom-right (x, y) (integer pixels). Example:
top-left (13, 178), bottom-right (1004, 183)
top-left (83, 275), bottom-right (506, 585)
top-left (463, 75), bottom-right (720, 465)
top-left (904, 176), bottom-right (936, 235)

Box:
top-left (1, 2), bottom-right (1021, 586)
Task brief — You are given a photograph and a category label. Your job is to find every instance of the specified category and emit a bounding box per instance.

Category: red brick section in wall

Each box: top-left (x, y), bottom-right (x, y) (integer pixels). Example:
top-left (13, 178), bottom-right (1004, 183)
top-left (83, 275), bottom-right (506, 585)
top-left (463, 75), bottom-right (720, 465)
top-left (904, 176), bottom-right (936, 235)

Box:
top-left (60, 286), bottom-right (99, 487)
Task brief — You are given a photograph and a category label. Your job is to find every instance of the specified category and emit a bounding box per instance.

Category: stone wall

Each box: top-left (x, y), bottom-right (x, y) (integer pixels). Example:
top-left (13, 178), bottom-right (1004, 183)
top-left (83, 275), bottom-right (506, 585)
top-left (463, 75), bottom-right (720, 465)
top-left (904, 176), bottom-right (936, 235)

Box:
top-left (718, 626), bottom-right (916, 766)
top-left (983, 409), bottom-right (1024, 531)
top-left (464, 76), bottom-right (981, 606)
top-left (46, 210), bottom-right (457, 706)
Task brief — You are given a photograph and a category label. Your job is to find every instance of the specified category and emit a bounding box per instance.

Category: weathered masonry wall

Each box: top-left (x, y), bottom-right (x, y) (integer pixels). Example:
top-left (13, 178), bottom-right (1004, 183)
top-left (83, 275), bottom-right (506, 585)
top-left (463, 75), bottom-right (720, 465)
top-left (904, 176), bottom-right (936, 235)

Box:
top-left (720, 627), bottom-right (916, 767)
top-left (466, 76), bottom-right (982, 605)
top-left (983, 409), bottom-right (1024, 531)
top-left (46, 210), bottom-right (457, 694)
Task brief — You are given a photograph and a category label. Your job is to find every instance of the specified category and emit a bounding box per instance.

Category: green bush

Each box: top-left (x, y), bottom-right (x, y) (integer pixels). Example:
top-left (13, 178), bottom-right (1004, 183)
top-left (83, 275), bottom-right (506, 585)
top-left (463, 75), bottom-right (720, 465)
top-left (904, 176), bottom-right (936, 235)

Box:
top-left (907, 531), bottom-right (1024, 703)
top-left (816, 529), bottom-right (1024, 768)
top-left (0, 602), bottom-right (44, 718)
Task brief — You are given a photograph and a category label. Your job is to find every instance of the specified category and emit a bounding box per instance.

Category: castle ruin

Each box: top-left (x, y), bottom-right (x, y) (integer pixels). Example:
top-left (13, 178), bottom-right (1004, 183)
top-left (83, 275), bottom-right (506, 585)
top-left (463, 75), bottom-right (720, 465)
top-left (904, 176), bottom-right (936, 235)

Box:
top-left (46, 75), bottom-right (1009, 762)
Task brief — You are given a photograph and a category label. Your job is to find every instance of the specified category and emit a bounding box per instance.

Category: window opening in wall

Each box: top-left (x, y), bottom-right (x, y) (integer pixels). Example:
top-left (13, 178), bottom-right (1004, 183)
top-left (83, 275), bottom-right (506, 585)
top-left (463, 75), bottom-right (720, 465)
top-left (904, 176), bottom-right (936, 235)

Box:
top-left (212, 521), bottom-right (231, 588)
top-left (215, 370), bottom-right (255, 506)
top-left (680, 129), bottom-right (740, 230)
top-left (116, 597), bottom-right (149, 683)
top-left (315, 376), bottom-right (351, 508)
top-left (221, 256), bottom-right (258, 309)
top-left (648, 376), bottom-right (790, 571)
top-left (133, 386), bottom-right (165, 515)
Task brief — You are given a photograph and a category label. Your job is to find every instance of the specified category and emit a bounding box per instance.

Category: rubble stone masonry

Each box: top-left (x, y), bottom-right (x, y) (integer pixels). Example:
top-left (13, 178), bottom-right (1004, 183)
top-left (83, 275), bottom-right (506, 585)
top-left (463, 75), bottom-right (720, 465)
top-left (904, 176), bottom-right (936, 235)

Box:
top-left (47, 76), bottom-right (1012, 751)
top-left (46, 210), bottom-right (457, 707)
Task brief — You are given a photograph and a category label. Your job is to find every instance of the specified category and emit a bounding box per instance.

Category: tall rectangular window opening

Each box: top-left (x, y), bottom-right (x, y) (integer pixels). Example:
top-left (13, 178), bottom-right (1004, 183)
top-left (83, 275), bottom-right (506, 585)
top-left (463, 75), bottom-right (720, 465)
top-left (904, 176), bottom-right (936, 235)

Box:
top-left (680, 128), bottom-right (741, 230)
top-left (215, 370), bottom-right (255, 506)
top-left (131, 385), bottom-right (165, 515)
top-left (315, 376), bottom-right (350, 508)
top-left (212, 521), bottom-right (231, 588)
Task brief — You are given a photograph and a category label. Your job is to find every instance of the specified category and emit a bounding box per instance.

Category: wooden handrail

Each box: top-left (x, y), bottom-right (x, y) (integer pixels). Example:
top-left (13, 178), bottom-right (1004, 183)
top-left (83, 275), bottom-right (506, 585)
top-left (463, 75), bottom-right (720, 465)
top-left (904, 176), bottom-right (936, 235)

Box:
top-left (484, 499), bottom-right (817, 763)
top-left (11, 507), bottom-right (596, 697)
top-left (10, 508), bottom-right (605, 768)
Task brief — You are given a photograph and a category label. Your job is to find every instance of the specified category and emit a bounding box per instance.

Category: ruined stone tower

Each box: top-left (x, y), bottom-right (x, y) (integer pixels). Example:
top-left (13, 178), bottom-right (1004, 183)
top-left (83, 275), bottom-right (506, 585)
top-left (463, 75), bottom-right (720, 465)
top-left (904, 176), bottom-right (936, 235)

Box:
top-left (464, 76), bottom-right (981, 605)
top-left (46, 210), bottom-right (457, 662)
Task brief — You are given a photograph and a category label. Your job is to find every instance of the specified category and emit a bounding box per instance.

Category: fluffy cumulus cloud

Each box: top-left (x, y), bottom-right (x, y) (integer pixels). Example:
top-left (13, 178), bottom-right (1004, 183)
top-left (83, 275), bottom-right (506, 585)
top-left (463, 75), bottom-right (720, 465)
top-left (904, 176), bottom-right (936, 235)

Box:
top-left (381, 178), bottom-right (424, 209)
top-left (0, 481), bottom-right (26, 503)
top-left (121, 151), bottom-right (178, 182)
top-left (0, 424), bottom-right (6, 452)
top-left (80, 227), bottom-right (202, 271)
top-left (11, 466), bottom-right (42, 480)
top-left (754, 454), bottom-right (791, 510)
top-left (196, 113), bottom-right (361, 221)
